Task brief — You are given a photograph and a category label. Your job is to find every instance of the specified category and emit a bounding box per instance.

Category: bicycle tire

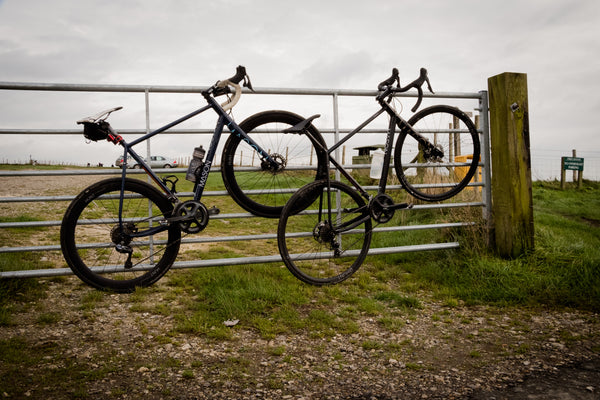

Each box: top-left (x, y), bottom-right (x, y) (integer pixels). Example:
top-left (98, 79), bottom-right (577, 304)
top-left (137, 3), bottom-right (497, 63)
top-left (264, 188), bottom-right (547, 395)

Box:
top-left (60, 178), bottom-right (181, 292)
top-left (222, 110), bottom-right (328, 218)
top-left (394, 105), bottom-right (480, 201)
top-left (277, 180), bottom-right (372, 285)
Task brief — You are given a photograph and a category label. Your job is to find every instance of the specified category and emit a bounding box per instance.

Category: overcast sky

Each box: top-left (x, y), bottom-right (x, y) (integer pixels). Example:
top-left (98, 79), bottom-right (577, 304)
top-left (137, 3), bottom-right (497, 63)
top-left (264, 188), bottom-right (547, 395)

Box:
top-left (1, 0), bottom-right (599, 179)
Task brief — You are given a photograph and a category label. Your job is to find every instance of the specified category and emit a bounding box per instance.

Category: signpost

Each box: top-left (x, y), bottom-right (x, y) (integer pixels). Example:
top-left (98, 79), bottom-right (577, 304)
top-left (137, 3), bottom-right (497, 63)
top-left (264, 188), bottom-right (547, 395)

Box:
top-left (561, 156), bottom-right (584, 188)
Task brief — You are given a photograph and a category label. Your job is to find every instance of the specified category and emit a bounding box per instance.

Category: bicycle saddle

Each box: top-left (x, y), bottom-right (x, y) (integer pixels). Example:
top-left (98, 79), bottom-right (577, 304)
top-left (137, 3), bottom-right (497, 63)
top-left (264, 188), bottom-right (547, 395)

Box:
top-left (77, 106), bottom-right (123, 124)
top-left (282, 114), bottom-right (320, 134)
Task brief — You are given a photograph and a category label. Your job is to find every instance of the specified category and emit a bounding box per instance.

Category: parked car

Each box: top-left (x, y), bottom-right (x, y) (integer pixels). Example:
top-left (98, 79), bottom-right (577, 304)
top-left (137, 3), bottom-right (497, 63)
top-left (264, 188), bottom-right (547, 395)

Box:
top-left (144, 155), bottom-right (178, 169)
top-left (115, 155), bottom-right (178, 169)
top-left (115, 156), bottom-right (133, 168)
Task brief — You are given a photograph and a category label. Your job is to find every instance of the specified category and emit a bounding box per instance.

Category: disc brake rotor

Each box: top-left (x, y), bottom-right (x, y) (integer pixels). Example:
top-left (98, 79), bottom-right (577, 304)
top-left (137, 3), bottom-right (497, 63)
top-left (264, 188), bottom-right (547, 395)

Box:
top-left (261, 153), bottom-right (287, 174)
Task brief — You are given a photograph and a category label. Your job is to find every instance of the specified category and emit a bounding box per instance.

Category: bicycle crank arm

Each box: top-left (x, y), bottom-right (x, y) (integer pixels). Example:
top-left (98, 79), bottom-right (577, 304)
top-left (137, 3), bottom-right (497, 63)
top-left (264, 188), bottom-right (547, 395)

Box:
top-left (387, 202), bottom-right (413, 211)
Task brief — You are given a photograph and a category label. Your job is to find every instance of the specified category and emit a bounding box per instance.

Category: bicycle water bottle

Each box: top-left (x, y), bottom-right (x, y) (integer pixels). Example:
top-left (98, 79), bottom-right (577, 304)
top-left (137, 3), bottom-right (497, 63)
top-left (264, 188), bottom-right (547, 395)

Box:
top-left (186, 145), bottom-right (206, 182)
top-left (369, 149), bottom-right (385, 179)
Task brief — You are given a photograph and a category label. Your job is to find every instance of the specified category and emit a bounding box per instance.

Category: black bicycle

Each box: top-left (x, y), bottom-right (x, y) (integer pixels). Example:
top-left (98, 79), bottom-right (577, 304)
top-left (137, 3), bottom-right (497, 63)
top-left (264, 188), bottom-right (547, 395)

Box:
top-left (277, 67), bottom-right (481, 285)
top-left (60, 66), bottom-right (328, 292)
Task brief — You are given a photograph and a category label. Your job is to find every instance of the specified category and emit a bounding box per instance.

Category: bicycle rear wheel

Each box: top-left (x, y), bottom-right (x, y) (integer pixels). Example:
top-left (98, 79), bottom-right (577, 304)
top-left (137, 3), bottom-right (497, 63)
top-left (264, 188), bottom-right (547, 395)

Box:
top-left (221, 110), bottom-right (327, 218)
top-left (277, 180), bottom-right (372, 285)
top-left (394, 105), bottom-right (480, 201)
top-left (60, 178), bottom-right (181, 292)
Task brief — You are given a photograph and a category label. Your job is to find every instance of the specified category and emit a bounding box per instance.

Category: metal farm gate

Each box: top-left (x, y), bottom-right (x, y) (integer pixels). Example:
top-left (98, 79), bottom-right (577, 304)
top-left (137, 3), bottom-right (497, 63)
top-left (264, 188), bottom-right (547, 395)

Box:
top-left (0, 81), bottom-right (491, 279)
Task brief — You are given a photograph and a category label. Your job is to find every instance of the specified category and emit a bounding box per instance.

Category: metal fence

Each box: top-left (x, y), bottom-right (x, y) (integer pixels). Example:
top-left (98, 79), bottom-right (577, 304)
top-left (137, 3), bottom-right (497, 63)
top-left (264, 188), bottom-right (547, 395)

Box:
top-left (0, 81), bottom-right (490, 279)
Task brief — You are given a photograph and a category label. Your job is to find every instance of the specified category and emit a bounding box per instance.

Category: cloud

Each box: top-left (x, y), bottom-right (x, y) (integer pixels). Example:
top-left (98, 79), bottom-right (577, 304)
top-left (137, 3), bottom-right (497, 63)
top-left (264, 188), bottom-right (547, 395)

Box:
top-left (296, 51), bottom-right (379, 88)
top-left (0, 0), bottom-right (599, 178)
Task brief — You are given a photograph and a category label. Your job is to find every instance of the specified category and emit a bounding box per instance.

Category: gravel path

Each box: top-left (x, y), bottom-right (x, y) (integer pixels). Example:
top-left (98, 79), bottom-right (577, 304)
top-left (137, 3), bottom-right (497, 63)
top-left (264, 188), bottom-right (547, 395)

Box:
top-left (1, 275), bottom-right (598, 399)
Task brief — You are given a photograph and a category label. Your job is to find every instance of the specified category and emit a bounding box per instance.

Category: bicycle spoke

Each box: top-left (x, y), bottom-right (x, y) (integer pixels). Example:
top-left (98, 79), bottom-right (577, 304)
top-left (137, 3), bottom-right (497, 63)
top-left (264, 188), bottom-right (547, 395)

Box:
top-left (61, 178), bottom-right (180, 292)
top-left (395, 105), bottom-right (480, 201)
top-left (278, 180), bottom-right (372, 285)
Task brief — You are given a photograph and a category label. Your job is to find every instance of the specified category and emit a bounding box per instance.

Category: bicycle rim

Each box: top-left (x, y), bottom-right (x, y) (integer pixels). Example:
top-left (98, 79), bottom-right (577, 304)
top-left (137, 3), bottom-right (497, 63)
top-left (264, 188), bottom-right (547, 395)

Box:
top-left (395, 105), bottom-right (480, 201)
top-left (222, 110), bottom-right (327, 218)
top-left (278, 180), bottom-right (372, 285)
top-left (60, 178), bottom-right (181, 292)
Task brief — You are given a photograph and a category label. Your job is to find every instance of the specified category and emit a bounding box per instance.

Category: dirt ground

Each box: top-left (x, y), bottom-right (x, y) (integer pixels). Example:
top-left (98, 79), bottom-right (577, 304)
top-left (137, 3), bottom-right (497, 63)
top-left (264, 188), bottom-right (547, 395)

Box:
top-left (1, 275), bottom-right (599, 399)
top-left (1, 172), bottom-right (599, 399)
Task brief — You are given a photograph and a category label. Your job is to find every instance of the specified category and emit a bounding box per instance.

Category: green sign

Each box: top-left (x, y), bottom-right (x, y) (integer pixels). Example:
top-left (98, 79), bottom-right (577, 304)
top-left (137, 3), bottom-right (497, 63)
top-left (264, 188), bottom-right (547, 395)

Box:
top-left (562, 157), bottom-right (584, 171)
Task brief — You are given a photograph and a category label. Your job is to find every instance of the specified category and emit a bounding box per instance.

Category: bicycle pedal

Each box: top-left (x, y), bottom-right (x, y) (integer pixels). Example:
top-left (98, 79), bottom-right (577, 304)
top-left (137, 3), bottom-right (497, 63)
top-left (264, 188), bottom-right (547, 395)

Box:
top-left (208, 206), bottom-right (220, 215)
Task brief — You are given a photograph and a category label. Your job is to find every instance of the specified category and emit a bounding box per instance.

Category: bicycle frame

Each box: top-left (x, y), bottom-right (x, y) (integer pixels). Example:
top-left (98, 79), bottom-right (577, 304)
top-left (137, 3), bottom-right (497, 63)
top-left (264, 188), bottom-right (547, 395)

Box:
top-left (113, 92), bottom-right (279, 236)
top-left (305, 96), bottom-right (425, 233)
top-left (315, 97), bottom-right (418, 199)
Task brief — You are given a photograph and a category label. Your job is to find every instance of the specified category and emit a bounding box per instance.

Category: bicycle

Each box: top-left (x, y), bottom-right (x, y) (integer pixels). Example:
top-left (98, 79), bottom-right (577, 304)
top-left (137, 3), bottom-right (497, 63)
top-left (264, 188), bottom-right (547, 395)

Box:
top-left (60, 66), bottom-right (328, 292)
top-left (277, 67), bottom-right (481, 285)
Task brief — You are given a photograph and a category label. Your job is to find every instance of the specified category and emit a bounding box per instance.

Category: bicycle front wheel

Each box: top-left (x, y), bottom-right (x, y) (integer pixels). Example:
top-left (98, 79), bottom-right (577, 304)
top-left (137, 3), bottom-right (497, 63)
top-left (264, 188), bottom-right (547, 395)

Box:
top-left (277, 180), bottom-right (372, 286)
top-left (394, 105), bottom-right (480, 201)
top-left (60, 178), bottom-right (181, 292)
top-left (221, 110), bottom-right (327, 218)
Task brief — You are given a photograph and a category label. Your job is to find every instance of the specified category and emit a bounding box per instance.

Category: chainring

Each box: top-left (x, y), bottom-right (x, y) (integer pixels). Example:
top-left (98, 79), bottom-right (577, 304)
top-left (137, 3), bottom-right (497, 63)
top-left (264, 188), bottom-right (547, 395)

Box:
top-left (174, 200), bottom-right (209, 234)
top-left (369, 193), bottom-right (395, 223)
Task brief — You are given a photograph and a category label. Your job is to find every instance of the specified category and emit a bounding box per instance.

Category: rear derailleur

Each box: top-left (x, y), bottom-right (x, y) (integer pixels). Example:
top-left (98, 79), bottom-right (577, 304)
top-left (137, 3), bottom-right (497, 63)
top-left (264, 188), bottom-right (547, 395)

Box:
top-left (111, 222), bottom-right (137, 269)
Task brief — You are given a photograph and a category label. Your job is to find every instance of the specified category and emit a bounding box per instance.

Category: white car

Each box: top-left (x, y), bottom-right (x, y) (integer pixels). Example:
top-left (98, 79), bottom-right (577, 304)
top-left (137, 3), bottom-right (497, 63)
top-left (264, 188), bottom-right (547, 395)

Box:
top-left (116, 155), bottom-right (178, 169)
top-left (142, 155), bottom-right (178, 169)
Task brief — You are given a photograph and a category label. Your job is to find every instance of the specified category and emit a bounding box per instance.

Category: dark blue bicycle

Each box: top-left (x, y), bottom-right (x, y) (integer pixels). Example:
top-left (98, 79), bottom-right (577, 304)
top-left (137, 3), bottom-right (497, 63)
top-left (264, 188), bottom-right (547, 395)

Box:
top-left (60, 66), bottom-right (327, 292)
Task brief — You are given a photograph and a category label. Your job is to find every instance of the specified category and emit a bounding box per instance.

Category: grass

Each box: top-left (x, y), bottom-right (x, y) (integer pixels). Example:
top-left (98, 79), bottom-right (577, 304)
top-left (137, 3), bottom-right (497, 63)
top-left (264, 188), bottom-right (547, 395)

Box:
top-left (1, 173), bottom-right (599, 344)
top-left (387, 180), bottom-right (600, 310)
top-left (141, 176), bottom-right (599, 341)
top-left (0, 168), bottom-right (597, 398)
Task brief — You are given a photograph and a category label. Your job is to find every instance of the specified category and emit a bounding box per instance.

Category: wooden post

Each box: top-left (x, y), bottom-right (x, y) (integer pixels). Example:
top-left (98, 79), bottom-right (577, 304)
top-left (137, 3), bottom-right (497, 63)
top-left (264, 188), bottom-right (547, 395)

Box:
top-left (572, 149), bottom-right (577, 182)
top-left (573, 149), bottom-right (584, 189)
top-left (488, 72), bottom-right (534, 258)
top-left (561, 158), bottom-right (567, 189)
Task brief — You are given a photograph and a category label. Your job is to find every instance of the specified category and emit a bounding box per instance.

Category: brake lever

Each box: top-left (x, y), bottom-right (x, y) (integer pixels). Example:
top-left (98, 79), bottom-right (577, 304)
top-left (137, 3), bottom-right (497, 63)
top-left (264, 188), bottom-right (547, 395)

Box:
top-left (423, 68), bottom-right (434, 94)
top-left (243, 74), bottom-right (254, 91)
top-left (377, 68), bottom-right (400, 91)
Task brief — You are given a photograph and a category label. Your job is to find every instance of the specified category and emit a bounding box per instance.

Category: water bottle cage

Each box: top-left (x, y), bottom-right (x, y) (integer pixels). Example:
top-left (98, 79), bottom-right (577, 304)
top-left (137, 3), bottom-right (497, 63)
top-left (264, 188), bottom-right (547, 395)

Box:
top-left (193, 162), bottom-right (204, 179)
